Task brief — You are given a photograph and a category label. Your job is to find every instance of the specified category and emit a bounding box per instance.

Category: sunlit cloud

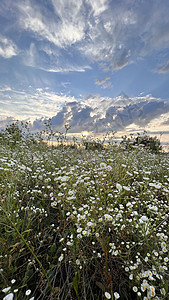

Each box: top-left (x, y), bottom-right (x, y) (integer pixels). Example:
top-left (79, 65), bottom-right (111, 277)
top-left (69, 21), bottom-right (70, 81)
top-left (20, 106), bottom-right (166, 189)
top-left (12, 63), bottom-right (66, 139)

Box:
top-left (41, 66), bottom-right (91, 73)
top-left (0, 34), bottom-right (18, 58)
top-left (1, 85), bottom-right (169, 142)
top-left (25, 93), bottom-right (169, 134)
top-left (0, 86), bottom-right (75, 120)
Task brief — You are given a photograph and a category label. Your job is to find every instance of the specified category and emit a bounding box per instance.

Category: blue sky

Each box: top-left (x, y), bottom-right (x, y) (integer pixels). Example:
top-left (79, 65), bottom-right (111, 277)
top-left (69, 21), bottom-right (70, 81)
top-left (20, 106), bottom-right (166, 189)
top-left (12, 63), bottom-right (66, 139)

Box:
top-left (0, 0), bottom-right (169, 138)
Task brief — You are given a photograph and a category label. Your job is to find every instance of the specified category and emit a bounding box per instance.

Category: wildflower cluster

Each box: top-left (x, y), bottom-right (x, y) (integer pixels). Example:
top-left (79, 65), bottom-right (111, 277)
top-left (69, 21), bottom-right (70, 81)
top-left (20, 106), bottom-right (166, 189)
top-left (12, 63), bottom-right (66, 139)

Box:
top-left (0, 127), bottom-right (169, 299)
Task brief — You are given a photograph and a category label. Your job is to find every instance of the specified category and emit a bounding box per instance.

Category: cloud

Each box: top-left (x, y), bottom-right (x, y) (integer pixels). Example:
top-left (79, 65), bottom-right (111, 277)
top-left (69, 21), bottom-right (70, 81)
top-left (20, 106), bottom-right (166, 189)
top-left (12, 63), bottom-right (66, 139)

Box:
top-left (0, 116), bottom-right (17, 129)
top-left (0, 86), bottom-right (12, 92)
top-left (16, 0), bottom-right (137, 72)
top-left (0, 34), bottom-right (18, 58)
top-left (102, 81), bottom-right (112, 89)
top-left (78, 0), bottom-right (169, 72)
top-left (95, 77), bottom-right (112, 89)
top-left (96, 77), bottom-right (110, 86)
top-left (86, 0), bottom-right (109, 16)
top-left (114, 49), bottom-right (131, 70)
top-left (161, 117), bottom-right (169, 125)
top-left (23, 41), bottom-right (91, 73)
top-left (0, 86), bottom-right (75, 120)
top-left (1, 85), bottom-right (169, 136)
top-left (1, 0), bottom-right (169, 75)
top-left (78, 7), bottom-right (136, 71)
top-left (158, 60), bottom-right (169, 73)
top-left (28, 94), bottom-right (169, 133)
top-left (23, 42), bottom-right (36, 68)
top-left (17, 0), bottom-right (86, 48)
top-left (41, 65), bottom-right (91, 73)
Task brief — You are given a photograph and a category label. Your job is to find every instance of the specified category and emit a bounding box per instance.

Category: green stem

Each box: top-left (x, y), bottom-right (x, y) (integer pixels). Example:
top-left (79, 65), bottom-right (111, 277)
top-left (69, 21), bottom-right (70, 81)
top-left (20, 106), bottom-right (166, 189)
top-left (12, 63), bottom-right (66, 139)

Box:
top-left (3, 208), bottom-right (57, 299)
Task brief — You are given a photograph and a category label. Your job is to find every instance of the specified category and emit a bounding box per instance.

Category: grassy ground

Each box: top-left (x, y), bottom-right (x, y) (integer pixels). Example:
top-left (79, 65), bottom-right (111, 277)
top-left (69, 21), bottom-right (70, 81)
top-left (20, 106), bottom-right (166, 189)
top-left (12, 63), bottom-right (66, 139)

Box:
top-left (0, 125), bottom-right (169, 299)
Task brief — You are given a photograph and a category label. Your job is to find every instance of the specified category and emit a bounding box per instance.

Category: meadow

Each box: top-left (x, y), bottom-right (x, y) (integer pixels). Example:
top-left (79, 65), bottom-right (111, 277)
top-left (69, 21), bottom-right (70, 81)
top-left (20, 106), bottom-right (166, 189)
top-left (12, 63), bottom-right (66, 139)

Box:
top-left (0, 123), bottom-right (169, 300)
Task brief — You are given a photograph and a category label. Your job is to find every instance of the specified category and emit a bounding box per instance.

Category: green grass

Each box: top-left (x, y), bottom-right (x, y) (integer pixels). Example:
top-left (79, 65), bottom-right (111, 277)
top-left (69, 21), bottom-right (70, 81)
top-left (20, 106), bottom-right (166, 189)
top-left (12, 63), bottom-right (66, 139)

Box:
top-left (0, 125), bottom-right (169, 299)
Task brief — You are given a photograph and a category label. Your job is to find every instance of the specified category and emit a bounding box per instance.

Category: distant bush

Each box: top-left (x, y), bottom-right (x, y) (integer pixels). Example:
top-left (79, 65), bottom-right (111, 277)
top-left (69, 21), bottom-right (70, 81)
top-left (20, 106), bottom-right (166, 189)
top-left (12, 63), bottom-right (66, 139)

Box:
top-left (120, 132), bottom-right (162, 153)
top-left (82, 140), bottom-right (104, 150)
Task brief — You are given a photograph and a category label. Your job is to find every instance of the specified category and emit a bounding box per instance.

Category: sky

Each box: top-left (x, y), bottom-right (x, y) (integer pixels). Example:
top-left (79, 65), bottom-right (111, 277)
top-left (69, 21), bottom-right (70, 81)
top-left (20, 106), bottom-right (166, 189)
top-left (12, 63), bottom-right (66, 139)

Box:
top-left (0, 0), bottom-right (169, 140)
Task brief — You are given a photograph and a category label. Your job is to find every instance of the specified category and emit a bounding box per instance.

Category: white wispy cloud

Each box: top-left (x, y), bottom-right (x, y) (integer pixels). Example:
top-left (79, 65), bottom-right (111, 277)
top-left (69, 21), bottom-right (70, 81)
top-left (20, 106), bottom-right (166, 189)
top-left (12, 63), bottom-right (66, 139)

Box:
top-left (23, 42), bottom-right (36, 68)
top-left (17, 0), bottom-right (86, 48)
top-left (95, 77), bottom-right (112, 89)
top-left (16, 0), bottom-right (136, 72)
top-left (0, 86), bottom-right (76, 120)
top-left (1, 0), bottom-right (169, 75)
top-left (79, 0), bottom-right (169, 72)
top-left (23, 42), bottom-right (91, 73)
top-left (78, 4), bottom-right (136, 70)
top-left (102, 81), bottom-right (112, 89)
top-left (0, 86), bottom-right (12, 92)
top-left (95, 77), bottom-right (110, 86)
top-left (0, 34), bottom-right (18, 58)
top-left (43, 66), bottom-right (91, 73)
top-left (86, 0), bottom-right (109, 16)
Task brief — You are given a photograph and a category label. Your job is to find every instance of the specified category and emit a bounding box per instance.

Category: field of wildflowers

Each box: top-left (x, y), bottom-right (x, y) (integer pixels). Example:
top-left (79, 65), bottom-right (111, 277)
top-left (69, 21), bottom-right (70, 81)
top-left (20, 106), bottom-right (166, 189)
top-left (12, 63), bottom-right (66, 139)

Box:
top-left (0, 124), bottom-right (169, 299)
